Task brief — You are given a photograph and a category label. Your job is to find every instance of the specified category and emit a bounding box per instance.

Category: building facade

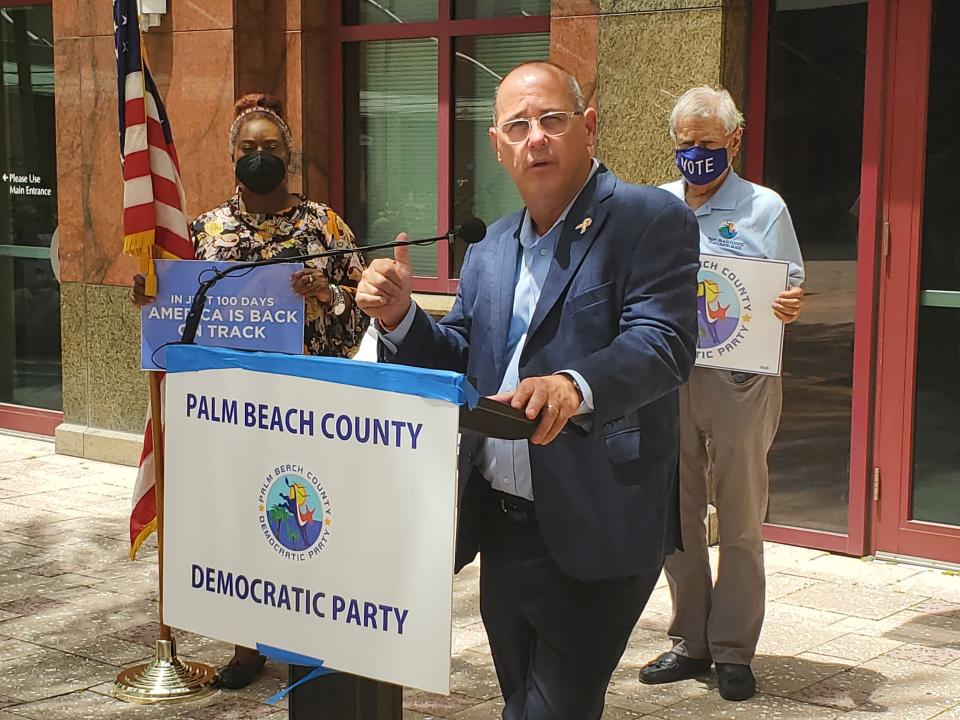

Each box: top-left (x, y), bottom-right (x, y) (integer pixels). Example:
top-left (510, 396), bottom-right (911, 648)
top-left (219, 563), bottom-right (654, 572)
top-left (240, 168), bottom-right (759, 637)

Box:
top-left (0, 0), bottom-right (955, 564)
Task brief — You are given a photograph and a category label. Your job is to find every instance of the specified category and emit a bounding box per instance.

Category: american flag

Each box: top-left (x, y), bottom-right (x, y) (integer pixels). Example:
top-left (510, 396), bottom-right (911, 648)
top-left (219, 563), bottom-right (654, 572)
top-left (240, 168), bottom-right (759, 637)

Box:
top-left (115, 0), bottom-right (193, 559)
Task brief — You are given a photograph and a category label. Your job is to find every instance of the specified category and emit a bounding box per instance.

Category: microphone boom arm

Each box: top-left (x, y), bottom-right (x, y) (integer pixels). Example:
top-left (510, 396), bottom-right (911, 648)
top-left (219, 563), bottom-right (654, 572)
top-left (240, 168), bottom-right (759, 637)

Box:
top-left (206, 231), bottom-right (454, 280)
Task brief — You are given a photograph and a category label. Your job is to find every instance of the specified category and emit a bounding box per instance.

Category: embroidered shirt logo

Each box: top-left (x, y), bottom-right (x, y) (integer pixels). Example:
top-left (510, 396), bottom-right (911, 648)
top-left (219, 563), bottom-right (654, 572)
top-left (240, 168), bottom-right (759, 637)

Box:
top-left (718, 221), bottom-right (738, 240)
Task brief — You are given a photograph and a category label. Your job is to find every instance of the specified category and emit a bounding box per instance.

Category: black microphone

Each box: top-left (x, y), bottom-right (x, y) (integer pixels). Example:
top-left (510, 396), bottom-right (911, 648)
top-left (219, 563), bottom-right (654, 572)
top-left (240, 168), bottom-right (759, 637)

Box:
top-left (454, 216), bottom-right (487, 246)
top-left (180, 217), bottom-right (487, 344)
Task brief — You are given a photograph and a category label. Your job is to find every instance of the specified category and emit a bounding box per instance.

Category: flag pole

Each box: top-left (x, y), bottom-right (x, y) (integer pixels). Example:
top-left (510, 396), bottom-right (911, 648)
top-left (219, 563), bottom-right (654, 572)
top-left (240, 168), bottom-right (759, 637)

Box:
top-left (114, 371), bottom-right (217, 703)
top-left (150, 370), bottom-right (172, 643)
top-left (112, 0), bottom-right (214, 702)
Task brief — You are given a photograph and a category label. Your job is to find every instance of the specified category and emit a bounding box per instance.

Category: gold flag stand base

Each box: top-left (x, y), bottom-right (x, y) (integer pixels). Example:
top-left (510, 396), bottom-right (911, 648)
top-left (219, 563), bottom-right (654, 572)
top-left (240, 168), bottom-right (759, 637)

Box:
top-left (114, 638), bottom-right (218, 704)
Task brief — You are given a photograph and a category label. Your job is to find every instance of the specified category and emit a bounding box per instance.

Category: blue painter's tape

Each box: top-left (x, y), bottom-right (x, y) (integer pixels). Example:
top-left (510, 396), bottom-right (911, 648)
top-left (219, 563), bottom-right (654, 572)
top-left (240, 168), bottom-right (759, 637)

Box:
top-left (256, 643), bottom-right (335, 706)
top-left (166, 344), bottom-right (479, 408)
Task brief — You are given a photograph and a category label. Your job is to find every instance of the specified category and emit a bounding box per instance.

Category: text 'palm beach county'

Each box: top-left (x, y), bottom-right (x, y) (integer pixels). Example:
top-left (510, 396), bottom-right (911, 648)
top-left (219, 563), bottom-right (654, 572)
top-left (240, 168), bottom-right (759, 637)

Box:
top-left (185, 393), bottom-right (424, 450)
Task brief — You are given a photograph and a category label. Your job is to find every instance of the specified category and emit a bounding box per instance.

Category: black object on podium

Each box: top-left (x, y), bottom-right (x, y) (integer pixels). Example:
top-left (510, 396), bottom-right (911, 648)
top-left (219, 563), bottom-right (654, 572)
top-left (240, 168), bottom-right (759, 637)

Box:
top-left (459, 396), bottom-right (536, 440)
top-left (286, 397), bottom-right (533, 718)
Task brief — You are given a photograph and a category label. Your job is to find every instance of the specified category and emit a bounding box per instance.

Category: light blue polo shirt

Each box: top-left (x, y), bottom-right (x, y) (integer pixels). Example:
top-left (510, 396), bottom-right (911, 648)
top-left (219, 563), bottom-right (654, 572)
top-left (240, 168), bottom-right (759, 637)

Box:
top-left (661, 171), bottom-right (805, 286)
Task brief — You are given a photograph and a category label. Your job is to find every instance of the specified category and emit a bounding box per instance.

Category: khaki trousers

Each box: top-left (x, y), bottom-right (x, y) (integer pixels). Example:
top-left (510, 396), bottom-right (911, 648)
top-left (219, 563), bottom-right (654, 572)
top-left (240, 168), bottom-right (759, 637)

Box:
top-left (664, 367), bottom-right (782, 665)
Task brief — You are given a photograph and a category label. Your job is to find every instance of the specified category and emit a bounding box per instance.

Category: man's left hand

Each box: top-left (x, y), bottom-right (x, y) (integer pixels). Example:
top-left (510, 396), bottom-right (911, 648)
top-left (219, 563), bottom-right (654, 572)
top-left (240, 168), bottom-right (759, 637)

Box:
top-left (773, 285), bottom-right (804, 324)
top-left (490, 375), bottom-right (582, 446)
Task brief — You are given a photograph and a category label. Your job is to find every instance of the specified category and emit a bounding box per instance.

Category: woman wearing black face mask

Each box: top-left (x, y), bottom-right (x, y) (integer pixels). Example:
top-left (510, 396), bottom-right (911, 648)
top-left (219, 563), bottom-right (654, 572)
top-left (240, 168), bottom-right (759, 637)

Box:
top-left (131, 94), bottom-right (369, 688)
top-left (133, 93), bottom-right (369, 360)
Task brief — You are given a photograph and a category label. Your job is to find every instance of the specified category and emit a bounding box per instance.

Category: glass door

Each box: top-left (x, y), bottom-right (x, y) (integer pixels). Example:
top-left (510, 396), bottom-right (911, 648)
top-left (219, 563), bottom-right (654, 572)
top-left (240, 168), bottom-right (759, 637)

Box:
top-left (0, 1), bottom-right (61, 433)
top-left (875, 0), bottom-right (960, 563)
top-left (747, 0), bottom-right (887, 555)
top-left (760, 0), bottom-right (868, 536)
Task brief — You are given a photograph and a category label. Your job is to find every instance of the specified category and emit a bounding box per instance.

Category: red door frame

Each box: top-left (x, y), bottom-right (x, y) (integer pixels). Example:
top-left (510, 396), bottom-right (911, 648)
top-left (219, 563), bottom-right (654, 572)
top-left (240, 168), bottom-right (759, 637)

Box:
top-left (746, 0), bottom-right (891, 556)
top-left (327, 0), bottom-right (549, 293)
top-left (0, 404), bottom-right (61, 437)
top-left (873, 0), bottom-right (960, 564)
top-left (0, 0), bottom-right (62, 437)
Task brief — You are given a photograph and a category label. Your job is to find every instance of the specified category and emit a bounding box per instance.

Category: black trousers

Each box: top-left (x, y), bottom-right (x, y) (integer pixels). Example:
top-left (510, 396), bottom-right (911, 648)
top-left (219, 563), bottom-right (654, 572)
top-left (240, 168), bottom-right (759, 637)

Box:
top-left (477, 486), bottom-right (660, 720)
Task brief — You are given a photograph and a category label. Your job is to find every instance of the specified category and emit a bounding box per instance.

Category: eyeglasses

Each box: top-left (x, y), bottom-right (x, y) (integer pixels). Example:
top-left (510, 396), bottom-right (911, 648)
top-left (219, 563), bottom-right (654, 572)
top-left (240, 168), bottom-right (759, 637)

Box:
top-left (497, 111), bottom-right (584, 144)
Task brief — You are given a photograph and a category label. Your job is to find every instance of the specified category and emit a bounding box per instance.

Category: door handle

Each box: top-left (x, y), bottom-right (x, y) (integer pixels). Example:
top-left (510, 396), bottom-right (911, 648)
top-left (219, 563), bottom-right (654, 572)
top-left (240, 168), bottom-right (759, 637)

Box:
top-left (881, 220), bottom-right (890, 274)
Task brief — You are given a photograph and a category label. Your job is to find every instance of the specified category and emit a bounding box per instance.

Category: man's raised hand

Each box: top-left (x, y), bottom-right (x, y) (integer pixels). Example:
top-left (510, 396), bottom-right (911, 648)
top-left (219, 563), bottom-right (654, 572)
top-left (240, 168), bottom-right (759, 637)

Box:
top-left (356, 234), bottom-right (414, 330)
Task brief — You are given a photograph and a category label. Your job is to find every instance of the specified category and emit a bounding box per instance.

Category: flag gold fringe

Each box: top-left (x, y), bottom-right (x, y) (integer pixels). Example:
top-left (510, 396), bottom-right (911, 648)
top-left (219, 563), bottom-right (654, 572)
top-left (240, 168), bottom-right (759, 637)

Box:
top-left (129, 517), bottom-right (158, 561)
top-left (124, 229), bottom-right (158, 296)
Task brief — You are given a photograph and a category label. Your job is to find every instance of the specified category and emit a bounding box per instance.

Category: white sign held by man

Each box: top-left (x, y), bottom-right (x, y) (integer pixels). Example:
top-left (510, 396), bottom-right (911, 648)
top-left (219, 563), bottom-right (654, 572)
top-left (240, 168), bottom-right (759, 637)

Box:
top-left (695, 254), bottom-right (789, 376)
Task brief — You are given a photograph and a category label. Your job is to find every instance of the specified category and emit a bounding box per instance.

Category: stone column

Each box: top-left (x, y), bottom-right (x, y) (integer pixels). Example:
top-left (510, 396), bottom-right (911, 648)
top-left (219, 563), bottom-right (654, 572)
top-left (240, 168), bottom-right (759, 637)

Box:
top-left (552, 0), bottom-right (750, 185)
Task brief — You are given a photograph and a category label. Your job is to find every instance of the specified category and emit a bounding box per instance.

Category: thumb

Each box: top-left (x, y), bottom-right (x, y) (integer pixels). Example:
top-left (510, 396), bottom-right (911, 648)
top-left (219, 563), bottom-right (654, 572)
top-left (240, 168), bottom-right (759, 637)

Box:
top-left (393, 233), bottom-right (411, 269)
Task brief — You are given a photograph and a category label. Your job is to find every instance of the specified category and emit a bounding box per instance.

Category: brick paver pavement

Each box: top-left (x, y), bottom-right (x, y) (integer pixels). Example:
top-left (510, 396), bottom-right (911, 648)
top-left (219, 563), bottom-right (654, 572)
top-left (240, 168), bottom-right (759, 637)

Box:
top-left (2, 434), bottom-right (960, 719)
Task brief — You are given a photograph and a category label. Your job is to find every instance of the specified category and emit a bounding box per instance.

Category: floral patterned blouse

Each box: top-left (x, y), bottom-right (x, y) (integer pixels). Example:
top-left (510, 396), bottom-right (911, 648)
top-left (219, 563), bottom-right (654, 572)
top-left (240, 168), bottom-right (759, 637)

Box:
top-left (191, 193), bottom-right (369, 358)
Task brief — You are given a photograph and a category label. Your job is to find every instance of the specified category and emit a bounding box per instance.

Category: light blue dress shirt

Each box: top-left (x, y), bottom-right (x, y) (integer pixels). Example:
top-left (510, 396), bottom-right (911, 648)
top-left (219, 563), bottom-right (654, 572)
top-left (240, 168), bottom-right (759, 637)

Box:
top-left (380, 161), bottom-right (600, 500)
top-left (661, 171), bottom-right (805, 285)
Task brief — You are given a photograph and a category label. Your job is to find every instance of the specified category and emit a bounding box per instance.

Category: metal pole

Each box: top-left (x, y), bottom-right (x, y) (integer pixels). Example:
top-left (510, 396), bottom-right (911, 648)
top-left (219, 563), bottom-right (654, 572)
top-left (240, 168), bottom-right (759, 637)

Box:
top-left (114, 370), bottom-right (217, 703)
top-left (149, 371), bottom-right (173, 643)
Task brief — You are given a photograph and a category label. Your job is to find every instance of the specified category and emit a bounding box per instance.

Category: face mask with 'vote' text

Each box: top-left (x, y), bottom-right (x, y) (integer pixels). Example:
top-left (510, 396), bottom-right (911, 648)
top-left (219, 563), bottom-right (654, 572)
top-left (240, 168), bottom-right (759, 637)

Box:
top-left (675, 145), bottom-right (729, 186)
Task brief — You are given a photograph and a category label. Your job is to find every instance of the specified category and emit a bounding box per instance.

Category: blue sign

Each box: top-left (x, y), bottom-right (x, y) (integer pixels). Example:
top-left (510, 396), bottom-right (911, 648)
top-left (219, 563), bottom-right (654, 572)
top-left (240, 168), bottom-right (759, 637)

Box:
top-left (141, 259), bottom-right (306, 370)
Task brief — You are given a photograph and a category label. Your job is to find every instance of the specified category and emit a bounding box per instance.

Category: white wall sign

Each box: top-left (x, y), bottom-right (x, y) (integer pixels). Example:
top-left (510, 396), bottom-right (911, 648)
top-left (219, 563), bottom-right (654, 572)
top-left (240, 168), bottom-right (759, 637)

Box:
top-left (3, 172), bottom-right (52, 197)
top-left (694, 254), bottom-right (790, 376)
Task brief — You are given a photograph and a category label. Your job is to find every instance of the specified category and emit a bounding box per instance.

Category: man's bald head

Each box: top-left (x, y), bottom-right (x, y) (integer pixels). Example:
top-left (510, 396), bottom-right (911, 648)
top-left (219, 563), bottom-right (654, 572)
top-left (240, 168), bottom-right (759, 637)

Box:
top-left (493, 61), bottom-right (586, 124)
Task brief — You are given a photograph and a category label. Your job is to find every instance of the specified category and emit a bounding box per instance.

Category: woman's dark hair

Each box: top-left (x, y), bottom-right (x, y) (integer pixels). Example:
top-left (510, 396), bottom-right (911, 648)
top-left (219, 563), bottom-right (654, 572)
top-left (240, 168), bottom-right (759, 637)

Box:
top-left (230, 93), bottom-right (292, 151)
top-left (234, 93), bottom-right (286, 120)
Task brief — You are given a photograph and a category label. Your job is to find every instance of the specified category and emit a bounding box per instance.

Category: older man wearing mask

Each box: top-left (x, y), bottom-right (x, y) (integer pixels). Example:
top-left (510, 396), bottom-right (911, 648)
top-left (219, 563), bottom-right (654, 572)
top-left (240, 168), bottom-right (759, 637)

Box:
top-left (639, 86), bottom-right (805, 702)
top-left (357, 62), bottom-right (699, 719)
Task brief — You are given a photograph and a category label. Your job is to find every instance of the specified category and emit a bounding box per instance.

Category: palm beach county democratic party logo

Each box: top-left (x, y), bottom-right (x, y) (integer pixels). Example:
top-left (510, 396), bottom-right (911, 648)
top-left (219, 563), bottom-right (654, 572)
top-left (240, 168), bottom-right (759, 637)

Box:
top-left (718, 221), bottom-right (738, 240)
top-left (258, 465), bottom-right (332, 561)
top-left (696, 265), bottom-right (752, 352)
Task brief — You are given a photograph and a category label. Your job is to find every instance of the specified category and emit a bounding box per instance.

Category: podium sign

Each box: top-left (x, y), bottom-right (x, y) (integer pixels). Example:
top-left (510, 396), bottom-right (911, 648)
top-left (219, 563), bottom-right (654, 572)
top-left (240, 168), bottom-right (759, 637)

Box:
top-left (162, 346), bottom-right (473, 694)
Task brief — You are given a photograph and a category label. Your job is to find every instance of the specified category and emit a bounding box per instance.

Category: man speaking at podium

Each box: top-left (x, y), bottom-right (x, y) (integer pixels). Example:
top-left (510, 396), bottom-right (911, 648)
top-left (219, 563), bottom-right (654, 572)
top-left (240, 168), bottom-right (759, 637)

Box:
top-left (357, 61), bottom-right (699, 719)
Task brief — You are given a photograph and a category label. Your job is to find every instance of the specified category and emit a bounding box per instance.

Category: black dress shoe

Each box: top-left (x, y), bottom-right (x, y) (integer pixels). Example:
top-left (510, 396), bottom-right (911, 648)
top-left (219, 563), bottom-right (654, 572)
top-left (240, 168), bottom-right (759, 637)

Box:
top-left (217, 653), bottom-right (266, 690)
top-left (716, 662), bottom-right (756, 701)
top-left (639, 651), bottom-right (712, 685)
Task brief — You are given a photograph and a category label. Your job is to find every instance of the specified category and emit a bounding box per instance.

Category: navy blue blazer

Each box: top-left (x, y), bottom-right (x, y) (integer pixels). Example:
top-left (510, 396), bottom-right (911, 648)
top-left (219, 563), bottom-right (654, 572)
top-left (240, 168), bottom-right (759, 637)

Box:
top-left (386, 165), bottom-right (700, 581)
